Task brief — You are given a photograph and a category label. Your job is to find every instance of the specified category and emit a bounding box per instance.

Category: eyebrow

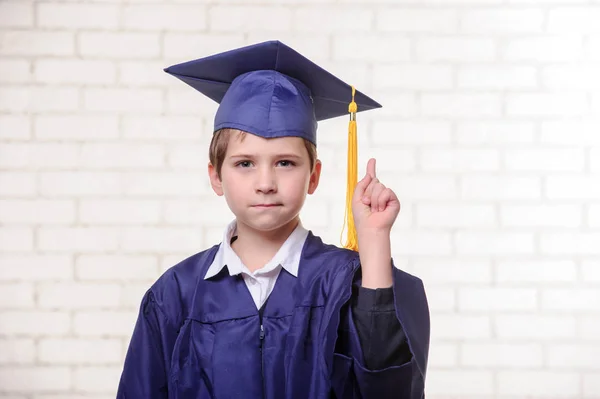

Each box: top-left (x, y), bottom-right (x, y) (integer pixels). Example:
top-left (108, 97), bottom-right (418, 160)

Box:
top-left (228, 153), bottom-right (303, 159)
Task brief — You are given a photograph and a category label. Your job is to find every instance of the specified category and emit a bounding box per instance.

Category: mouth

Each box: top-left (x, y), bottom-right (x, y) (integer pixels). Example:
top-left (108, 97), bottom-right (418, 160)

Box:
top-left (252, 204), bottom-right (283, 208)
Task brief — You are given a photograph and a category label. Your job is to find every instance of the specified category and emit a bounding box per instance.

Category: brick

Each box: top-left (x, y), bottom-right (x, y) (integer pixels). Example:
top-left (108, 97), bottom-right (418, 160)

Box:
top-left (424, 287), bottom-right (455, 312)
top-left (0, 312), bottom-right (70, 335)
top-left (373, 65), bottom-right (452, 90)
top-left (501, 204), bottom-right (582, 227)
top-left (426, 371), bottom-right (493, 396)
top-left (122, 116), bottom-right (204, 140)
top-left (497, 371), bottom-right (580, 396)
top-left (504, 36), bottom-right (583, 61)
top-left (543, 65), bottom-right (600, 89)
top-left (457, 121), bottom-right (535, 144)
top-left (0, 367), bottom-right (71, 392)
top-left (416, 37), bottom-right (496, 62)
top-left (0, 283), bottom-right (35, 308)
top-left (167, 143), bottom-right (207, 169)
top-left (246, 34), bottom-right (331, 63)
top-left (496, 315), bottom-right (576, 339)
top-left (496, 260), bottom-right (577, 284)
top-left (209, 6), bottom-right (291, 32)
top-left (40, 172), bottom-right (121, 196)
top-left (0, 59), bottom-right (31, 83)
top-left (300, 201), bottom-right (333, 229)
top-left (409, 259), bottom-right (491, 284)
top-left (507, 93), bottom-right (589, 117)
top-left (582, 260), bottom-right (600, 282)
top-left (421, 148), bottom-right (499, 172)
top-left (0, 86), bottom-right (78, 112)
top-left (462, 9), bottom-right (544, 33)
top-left (376, 9), bottom-right (457, 32)
top-left (39, 338), bottom-right (122, 365)
top-left (391, 231), bottom-right (452, 255)
top-left (456, 232), bottom-right (535, 255)
top-left (581, 316), bottom-right (600, 341)
top-left (417, 204), bottom-right (495, 228)
top-left (80, 200), bottom-right (161, 225)
top-left (368, 93), bottom-right (417, 118)
top-left (123, 172), bottom-right (207, 196)
top-left (164, 199), bottom-right (234, 226)
top-left (548, 7), bottom-right (600, 33)
top-left (366, 148), bottom-right (416, 172)
top-left (541, 232), bottom-right (600, 255)
top-left (462, 176), bottom-right (541, 200)
top-left (166, 87), bottom-right (220, 116)
top-left (459, 287), bottom-right (537, 311)
top-left (591, 148), bottom-right (600, 172)
top-left (38, 3), bottom-right (118, 29)
top-left (547, 175), bottom-right (600, 199)
top-left (0, 115), bottom-right (30, 140)
top-left (163, 33), bottom-right (245, 60)
top-left (123, 4), bottom-right (206, 31)
top-left (121, 227), bottom-right (203, 252)
top-left (121, 283), bottom-right (151, 309)
top-left (462, 343), bottom-right (543, 368)
top-left (0, 2), bottom-right (33, 27)
top-left (506, 148), bottom-right (584, 171)
top-left (79, 32), bottom-right (159, 59)
top-left (80, 143), bottom-right (165, 169)
top-left (118, 61), bottom-right (166, 86)
top-left (77, 255), bottom-right (158, 281)
top-left (0, 31), bottom-right (74, 56)
top-left (547, 345), bottom-right (600, 369)
top-left (0, 227), bottom-right (33, 252)
top-left (543, 289), bottom-right (600, 311)
top-left (0, 172), bottom-right (35, 196)
top-left (421, 94), bottom-right (502, 117)
top-left (428, 343), bottom-right (457, 367)
top-left (73, 366), bottom-right (122, 393)
top-left (584, 374), bottom-right (600, 398)
top-left (294, 7), bottom-right (372, 32)
top-left (458, 65), bottom-right (537, 89)
top-left (431, 315), bottom-right (491, 340)
top-left (0, 143), bottom-right (80, 169)
top-left (35, 59), bottom-right (115, 85)
top-left (0, 339), bottom-right (35, 364)
top-left (333, 35), bottom-right (410, 62)
top-left (74, 311), bottom-right (137, 336)
top-left (38, 283), bottom-right (121, 309)
top-left (586, 36), bottom-right (600, 61)
top-left (427, 370), bottom-right (494, 398)
top-left (0, 255), bottom-right (72, 281)
top-left (84, 88), bottom-right (162, 113)
top-left (35, 115), bottom-right (119, 141)
top-left (39, 228), bottom-right (120, 252)
top-left (371, 121), bottom-right (451, 145)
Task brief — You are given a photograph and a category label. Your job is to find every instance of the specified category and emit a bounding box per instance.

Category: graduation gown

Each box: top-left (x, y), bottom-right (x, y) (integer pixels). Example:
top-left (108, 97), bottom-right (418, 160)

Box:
top-left (117, 232), bottom-right (430, 398)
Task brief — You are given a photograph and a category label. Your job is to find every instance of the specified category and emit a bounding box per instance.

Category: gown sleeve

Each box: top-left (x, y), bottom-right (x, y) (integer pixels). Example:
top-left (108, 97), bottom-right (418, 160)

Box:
top-left (117, 290), bottom-right (179, 398)
top-left (333, 264), bottom-right (430, 399)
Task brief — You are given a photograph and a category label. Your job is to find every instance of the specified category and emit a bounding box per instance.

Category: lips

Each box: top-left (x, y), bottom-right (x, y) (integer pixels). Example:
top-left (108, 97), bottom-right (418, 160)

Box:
top-left (253, 204), bottom-right (282, 207)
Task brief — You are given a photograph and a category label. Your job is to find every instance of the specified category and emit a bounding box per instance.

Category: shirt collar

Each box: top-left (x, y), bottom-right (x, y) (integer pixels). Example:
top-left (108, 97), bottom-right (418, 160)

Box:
top-left (204, 219), bottom-right (309, 280)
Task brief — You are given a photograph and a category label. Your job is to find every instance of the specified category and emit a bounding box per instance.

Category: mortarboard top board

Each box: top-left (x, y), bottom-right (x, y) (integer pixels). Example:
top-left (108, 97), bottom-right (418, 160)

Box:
top-left (164, 40), bottom-right (382, 251)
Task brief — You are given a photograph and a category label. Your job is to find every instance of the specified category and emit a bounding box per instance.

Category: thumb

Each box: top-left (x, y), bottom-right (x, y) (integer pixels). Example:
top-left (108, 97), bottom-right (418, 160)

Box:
top-left (353, 173), bottom-right (372, 201)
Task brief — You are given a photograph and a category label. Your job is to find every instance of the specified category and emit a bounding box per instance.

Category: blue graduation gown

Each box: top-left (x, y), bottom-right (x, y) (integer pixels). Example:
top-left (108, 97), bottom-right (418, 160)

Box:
top-left (117, 232), bottom-right (430, 398)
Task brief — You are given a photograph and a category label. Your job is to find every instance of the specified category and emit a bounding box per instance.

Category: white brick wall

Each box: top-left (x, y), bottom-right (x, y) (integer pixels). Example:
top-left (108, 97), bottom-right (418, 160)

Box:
top-left (1, 1), bottom-right (599, 398)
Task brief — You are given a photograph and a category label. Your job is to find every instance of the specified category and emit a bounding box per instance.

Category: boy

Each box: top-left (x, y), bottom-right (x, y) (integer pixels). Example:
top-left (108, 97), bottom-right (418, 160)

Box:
top-left (117, 41), bottom-right (429, 398)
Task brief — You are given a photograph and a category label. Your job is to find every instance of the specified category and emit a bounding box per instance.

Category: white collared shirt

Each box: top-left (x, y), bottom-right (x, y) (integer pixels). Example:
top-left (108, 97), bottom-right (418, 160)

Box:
top-left (204, 220), bottom-right (309, 309)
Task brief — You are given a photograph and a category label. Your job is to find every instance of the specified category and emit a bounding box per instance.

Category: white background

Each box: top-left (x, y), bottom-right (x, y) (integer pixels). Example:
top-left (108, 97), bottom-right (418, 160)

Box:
top-left (1, 0), bottom-right (599, 397)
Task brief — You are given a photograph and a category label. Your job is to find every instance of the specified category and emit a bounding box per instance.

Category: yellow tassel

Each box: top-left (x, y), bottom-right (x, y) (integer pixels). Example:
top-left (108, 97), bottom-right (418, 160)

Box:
top-left (342, 86), bottom-right (359, 252)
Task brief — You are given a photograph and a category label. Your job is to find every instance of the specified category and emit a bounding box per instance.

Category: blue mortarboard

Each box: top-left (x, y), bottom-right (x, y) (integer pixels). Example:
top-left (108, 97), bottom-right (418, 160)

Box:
top-left (163, 40), bottom-right (381, 146)
top-left (164, 40), bottom-right (382, 251)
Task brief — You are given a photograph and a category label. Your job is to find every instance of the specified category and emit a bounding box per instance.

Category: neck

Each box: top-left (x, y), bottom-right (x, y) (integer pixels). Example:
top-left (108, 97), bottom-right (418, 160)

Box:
top-left (232, 217), bottom-right (300, 273)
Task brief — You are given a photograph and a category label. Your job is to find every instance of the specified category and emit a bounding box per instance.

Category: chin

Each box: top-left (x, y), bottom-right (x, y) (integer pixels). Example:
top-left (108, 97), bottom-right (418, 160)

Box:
top-left (238, 211), bottom-right (299, 232)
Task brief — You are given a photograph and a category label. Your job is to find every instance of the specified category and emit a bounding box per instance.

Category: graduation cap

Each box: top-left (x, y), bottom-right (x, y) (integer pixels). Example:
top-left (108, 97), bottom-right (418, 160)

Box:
top-left (164, 40), bottom-right (382, 251)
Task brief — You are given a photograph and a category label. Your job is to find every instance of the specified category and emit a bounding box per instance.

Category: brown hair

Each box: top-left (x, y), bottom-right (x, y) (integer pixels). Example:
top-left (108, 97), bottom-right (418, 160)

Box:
top-left (209, 128), bottom-right (317, 179)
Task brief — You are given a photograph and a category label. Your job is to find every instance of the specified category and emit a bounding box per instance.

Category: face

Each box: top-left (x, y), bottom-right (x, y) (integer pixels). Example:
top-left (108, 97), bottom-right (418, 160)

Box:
top-left (208, 132), bottom-right (321, 233)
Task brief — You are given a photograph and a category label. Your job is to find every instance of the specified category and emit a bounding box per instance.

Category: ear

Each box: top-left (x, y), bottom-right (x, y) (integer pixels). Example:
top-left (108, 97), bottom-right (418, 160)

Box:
top-left (307, 159), bottom-right (322, 195)
top-left (208, 161), bottom-right (224, 196)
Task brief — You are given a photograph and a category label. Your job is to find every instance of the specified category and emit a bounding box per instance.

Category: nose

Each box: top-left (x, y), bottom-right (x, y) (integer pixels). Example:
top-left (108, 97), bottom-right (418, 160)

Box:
top-left (255, 166), bottom-right (277, 194)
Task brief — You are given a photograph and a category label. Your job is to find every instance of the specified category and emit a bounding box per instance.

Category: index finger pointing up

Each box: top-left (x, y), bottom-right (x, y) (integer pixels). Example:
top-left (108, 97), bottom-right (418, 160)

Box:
top-left (367, 158), bottom-right (377, 179)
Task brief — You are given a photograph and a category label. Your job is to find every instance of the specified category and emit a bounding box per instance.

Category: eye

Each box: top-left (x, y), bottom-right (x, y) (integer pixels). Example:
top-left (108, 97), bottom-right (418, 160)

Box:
top-left (236, 160), bottom-right (253, 168)
top-left (277, 160), bottom-right (296, 167)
